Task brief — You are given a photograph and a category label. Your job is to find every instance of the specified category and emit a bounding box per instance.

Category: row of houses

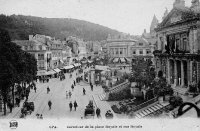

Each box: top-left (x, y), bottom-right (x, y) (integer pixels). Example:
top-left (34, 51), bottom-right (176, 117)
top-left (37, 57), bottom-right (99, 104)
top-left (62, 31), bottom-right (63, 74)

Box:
top-left (13, 34), bottom-right (87, 76)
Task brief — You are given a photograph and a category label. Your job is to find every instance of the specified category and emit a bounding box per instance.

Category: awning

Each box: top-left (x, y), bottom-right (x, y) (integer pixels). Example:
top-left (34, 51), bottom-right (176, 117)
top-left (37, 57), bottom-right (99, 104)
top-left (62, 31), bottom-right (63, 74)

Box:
top-left (60, 60), bottom-right (64, 63)
top-left (63, 65), bottom-right (74, 70)
top-left (120, 58), bottom-right (126, 63)
top-left (73, 63), bottom-right (81, 67)
top-left (95, 65), bottom-right (110, 71)
top-left (53, 68), bottom-right (61, 73)
top-left (88, 60), bottom-right (93, 63)
top-left (125, 58), bottom-right (131, 63)
top-left (37, 70), bottom-right (47, 76)
top-left (46, 70), bottom-right (56, 75)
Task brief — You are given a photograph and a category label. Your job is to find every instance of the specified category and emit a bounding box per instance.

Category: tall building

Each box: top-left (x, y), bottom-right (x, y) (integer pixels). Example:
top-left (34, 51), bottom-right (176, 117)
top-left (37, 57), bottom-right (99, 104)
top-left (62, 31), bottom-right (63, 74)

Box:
top-left (154, 0), bottom-right (200, 91)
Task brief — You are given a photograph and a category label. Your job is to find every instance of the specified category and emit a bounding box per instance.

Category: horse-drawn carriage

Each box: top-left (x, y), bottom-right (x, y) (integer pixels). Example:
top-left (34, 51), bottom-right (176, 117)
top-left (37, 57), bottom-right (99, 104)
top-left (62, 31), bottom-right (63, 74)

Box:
top-left (20, 101), bottom-right (34, 118)
top-left (84, 100), bottom-right (95, 119)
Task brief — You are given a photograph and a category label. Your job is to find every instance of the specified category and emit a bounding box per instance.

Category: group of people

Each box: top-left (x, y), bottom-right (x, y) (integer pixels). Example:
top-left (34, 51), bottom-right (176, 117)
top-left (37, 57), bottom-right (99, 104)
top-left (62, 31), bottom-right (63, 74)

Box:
top-left (69, 101), bottom-right (78, 111)
top-left (36, 113), bottom-right (43, 119)
top-left (66, 91), bottom-right (72, 99)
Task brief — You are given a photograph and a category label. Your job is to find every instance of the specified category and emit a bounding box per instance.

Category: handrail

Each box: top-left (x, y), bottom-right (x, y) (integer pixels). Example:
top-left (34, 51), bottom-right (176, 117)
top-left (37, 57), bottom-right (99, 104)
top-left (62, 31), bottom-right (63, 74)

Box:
top-left (109, 81), bottom-right (129, 92)
top-left (128, 97), bottom-right (158, 113)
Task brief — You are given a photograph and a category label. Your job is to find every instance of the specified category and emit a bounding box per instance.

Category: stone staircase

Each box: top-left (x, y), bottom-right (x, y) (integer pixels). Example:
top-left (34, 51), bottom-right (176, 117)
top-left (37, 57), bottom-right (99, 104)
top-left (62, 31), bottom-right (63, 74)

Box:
top-left (109, 81), bottom-right (130, 94)
top-left (134, 102), bottom-right (170, 118)
top-left (98, 81), bottom-right (130, 101)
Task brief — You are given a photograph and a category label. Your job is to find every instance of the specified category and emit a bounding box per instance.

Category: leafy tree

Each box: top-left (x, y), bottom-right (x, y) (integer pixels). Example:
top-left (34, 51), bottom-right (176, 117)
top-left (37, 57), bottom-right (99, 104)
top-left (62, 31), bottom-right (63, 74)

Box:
top-left (130, 58), bottom-right (155, 87)
top-left (0, 29), bottom-right (37, 115)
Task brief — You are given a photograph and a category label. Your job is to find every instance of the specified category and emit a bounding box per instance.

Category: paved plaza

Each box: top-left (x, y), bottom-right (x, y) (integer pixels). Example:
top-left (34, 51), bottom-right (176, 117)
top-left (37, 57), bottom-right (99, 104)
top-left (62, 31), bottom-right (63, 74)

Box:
top-left (1, 68), bottom-right (115, 119)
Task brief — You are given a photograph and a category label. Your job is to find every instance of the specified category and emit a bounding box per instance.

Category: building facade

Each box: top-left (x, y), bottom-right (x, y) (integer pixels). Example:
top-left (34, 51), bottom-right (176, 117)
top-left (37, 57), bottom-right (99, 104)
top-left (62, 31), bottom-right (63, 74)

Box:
top-left (154, 0), bottom-right (200, 88)
top-left (106, 34), bottom-right (154, 64)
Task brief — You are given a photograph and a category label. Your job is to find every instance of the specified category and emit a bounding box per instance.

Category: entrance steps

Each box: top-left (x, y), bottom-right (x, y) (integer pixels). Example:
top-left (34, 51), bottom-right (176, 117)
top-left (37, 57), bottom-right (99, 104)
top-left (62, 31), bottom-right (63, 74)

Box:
top-left (134, 102), bottom-right (170, 118)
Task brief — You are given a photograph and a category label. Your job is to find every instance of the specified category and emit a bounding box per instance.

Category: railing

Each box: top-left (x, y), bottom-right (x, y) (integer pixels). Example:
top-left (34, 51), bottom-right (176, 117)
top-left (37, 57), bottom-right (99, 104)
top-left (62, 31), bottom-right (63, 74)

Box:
top-left (128, 97), bottom-right (158, 113)
top-left (109, 81), bottom-right (130, 93)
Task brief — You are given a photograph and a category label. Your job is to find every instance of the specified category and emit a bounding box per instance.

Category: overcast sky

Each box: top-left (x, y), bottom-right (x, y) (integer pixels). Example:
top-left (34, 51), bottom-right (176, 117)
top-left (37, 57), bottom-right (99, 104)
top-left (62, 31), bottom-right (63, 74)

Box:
top-left (0, 0), bottom-right (192, 35)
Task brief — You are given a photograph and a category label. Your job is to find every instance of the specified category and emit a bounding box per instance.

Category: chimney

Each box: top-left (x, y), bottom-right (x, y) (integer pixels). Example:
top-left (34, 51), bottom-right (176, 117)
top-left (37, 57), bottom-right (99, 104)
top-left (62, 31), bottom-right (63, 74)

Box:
top-left (173, 0), bottom-right (185, 9)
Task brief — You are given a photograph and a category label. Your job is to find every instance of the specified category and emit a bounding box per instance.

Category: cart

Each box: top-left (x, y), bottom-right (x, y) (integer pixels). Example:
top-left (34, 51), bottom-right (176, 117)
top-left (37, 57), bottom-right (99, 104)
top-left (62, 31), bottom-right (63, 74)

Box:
top-left (20, 102), bottom-right (34, 118)
top-left (84, 100), bottom-right (95, 119)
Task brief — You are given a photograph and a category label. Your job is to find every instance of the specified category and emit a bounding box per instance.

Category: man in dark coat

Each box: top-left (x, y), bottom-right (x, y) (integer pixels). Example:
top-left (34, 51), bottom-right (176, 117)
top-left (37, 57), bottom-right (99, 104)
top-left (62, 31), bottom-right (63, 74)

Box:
top-left (96, 108), bottom-right (101, 118)
top-left (83, 88), bottom-right (86, 95)
top-left (69, 101), bottom-right (73, 111)
top-left (91, 84), bottom-right (93, 91)
top-left (74, 80), bottom-right (76, 86)
top-left (15, 98), bottom-right (20, 107)
top-left (74, 101), bottom-right (78, 111)
top-left (48, 100), bottom-right (52, 110)
top-left (71, 84), bottom-right (74, 91)
top-left (34, 86), bottom-right (37, 93)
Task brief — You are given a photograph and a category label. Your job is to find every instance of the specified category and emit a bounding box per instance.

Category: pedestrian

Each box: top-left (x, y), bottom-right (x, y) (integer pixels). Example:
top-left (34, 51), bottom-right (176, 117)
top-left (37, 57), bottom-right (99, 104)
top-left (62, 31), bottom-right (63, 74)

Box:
top-left (83, 88), bottom-right (86, 95)
top-left (71, 84), bottom-right (74, 91)
top-left (47, 86), bottom-right (50, 94)
top-left (48, 100), bottom-right (52, 110)
top-left (69, 91), bottom-right (72, 98)
top-left (96, 108), bottom-right (101, 118)
top-left (15, 98), bottom-right (20, 107)
top-left (8, 102), bottom-right (13, 113)
top-left (34, 86), bottom-right (37, 93)
top-left (69, 101), bottom-right (73, 111)
top-left (74, 101), bottom-right (78, 111)
top-left (74, 80), bottom-right (76, 86)
top-left (91, 84), bottom-right (93, 91)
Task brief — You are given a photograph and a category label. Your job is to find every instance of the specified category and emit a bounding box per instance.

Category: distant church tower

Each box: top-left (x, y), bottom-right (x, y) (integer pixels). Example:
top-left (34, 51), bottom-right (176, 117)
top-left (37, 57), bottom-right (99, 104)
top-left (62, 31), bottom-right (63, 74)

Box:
top-left (150, 15), bottom-right (159, 34)
top-left (162, 8), bottom-right (169, 20)
top-left (173, 0), bottom-right (185, 8)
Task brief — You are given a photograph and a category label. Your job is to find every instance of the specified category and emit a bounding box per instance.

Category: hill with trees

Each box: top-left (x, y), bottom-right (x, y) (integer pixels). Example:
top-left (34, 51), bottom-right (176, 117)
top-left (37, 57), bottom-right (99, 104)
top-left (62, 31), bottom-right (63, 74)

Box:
top-left (0, 14), bottom-right (121, 41)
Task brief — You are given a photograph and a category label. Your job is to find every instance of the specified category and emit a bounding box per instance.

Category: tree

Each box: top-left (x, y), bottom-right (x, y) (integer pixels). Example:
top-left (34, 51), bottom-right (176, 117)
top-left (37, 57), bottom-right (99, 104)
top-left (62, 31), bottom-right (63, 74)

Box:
top-left (0, 28), bottom-right (37, 115)
top-left (130, 58), bottom-right (155, 87)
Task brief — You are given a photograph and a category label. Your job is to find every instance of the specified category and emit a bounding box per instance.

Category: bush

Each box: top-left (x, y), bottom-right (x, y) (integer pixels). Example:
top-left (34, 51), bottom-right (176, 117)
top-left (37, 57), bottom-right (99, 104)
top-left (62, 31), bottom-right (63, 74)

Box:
top-left (188, 84), bottom-right (198, 93)
top-left (108, 88), bottom-right (133, 101)
top-left (169, 96), bottom-right (183, 108)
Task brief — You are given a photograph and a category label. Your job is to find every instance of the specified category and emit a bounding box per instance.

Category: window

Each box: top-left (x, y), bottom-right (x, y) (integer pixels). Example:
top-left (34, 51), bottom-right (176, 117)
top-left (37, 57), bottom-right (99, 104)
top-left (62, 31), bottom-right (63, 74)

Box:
top-left (132, 50), bottom-right (136, 54)
top-left (139, 43), bottom-right (143, 46)
top-left (183, 37), bottom-right (189, 51)
top-left (116, 49), bottom-right (118, 55)
top-left (176, 38), bottom-right (180, 50)
top-left (38, 54), bottom-right (44, 60)
top-left (139, 50), bottom-right (143, 54)
top-left (38, 61), bottom-right (45, 70)
top-left (146, 49), bottom-right (151, 54)
top-left (120, 48), bottom-right (123, 55)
